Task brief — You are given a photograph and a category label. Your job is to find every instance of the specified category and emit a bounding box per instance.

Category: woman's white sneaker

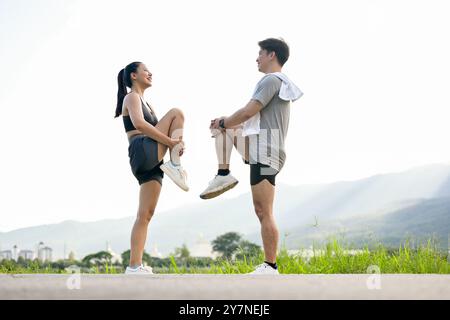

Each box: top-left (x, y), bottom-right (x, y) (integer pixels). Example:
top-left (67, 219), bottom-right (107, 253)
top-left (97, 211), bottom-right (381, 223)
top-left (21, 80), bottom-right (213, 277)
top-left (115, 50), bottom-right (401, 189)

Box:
top-left (199, 173), bottom-right (239, 199)
top-left (247, 263), bottom-right (279, 275)
top-left (124, 264), bottom-right (154, 275)
top-left (160, 161), bottom-right (189, 191)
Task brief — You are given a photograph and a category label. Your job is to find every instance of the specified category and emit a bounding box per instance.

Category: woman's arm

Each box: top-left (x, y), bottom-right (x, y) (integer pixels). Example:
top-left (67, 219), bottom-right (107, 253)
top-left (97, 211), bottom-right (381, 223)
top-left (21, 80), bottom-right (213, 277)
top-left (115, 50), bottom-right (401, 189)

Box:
top-left (136, 122), bottom-right (176, 147)
top-left (125, 93), bottom-right (177, 148)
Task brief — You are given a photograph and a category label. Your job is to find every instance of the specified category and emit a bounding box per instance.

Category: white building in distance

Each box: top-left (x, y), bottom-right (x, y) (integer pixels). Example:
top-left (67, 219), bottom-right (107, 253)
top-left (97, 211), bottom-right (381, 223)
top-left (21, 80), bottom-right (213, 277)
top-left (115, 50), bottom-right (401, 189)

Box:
top-left (189, 234), bottom-right (218, 259)
top-left (0, 243), bottom-right (53, 262)
top-left (12, 245), bottom-right (19, 261)
top-left (106, 241), bottom-right (122, 264)
top-left (18, 250), bottom-right (35, 260)
top-left (150, 244), bottom-right (163, 258)
top-left (0, 250), bottom-right (12, 261)
top-left (38, 246), bottom-right (53, 262)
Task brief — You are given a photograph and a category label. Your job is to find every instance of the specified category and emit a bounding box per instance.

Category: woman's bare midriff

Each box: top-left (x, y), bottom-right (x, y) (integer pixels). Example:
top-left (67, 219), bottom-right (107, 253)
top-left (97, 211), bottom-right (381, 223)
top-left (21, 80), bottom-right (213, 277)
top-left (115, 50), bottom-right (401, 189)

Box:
top-left (127, 129), bottom-right (145, 142)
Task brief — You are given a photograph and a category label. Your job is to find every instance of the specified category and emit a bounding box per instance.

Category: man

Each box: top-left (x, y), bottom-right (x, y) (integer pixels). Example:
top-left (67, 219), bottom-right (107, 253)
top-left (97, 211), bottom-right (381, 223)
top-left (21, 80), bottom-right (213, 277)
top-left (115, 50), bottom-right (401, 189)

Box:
top-left (200, 38), bottom-right (303, 274)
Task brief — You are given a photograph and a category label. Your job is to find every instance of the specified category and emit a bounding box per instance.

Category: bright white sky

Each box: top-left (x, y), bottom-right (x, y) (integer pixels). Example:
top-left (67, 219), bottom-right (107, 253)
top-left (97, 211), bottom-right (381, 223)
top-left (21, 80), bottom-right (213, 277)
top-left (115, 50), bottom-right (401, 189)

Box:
top-left (1, 0), bottom-right (449, 232)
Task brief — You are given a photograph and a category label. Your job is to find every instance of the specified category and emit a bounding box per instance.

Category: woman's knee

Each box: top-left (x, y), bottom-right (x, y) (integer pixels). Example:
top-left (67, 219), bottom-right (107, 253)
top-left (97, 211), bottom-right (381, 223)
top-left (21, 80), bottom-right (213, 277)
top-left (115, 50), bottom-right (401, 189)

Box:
top-left (169, 107), bottom-right (184, 120)
top-left (137, 209), bottom-right (155, 224)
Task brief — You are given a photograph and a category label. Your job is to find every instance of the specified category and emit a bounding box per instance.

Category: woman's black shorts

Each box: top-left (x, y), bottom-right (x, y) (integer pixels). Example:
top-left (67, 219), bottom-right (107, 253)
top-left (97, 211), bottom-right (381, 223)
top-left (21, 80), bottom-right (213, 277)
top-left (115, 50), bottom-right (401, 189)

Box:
top-left (128, 134), bottom-right (164, 186)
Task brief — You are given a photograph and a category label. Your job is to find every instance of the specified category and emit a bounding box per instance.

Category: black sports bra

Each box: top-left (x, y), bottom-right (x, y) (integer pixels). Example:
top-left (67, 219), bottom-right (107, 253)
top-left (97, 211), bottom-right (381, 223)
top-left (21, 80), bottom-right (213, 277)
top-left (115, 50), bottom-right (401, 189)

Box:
top-left (123, 97), bottom-right (158, 132)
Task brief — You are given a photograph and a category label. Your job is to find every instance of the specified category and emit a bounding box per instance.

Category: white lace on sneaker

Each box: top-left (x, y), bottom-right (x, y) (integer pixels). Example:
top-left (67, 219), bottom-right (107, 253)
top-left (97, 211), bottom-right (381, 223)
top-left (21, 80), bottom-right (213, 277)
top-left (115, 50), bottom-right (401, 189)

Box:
top-left (208, 175), bottom-right (219, 185)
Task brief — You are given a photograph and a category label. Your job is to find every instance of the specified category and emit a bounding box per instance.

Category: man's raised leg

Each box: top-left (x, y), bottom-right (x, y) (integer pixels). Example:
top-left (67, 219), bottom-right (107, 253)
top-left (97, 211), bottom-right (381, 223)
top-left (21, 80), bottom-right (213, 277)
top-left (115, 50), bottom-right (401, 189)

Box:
top-left (199, 126), bottom-right (247, 199)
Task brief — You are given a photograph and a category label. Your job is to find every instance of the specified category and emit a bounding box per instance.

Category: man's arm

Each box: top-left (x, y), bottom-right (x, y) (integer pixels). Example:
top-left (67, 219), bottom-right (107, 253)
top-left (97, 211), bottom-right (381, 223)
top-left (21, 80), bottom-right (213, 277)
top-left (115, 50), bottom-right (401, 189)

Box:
top-left (211, 99), bottom-right (263, 129)
top-left (211, 75), bottom-right (281, 129)
top-left (224, 99), bottom-right (263, 127)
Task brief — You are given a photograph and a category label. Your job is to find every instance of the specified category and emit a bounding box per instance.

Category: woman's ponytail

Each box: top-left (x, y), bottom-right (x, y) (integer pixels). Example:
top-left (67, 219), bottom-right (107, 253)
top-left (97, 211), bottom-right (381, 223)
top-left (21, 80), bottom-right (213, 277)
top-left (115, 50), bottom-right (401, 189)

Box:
top-left (115, 68), bottom-right (127, 118)
top-left (114, 61), bottom-right (142, 118)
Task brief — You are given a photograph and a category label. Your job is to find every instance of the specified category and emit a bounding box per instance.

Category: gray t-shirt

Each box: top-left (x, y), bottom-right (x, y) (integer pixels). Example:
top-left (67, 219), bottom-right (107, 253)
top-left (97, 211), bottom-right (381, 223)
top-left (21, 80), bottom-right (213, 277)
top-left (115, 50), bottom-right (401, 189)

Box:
top-left (249, 74), bottom-right (291, 172)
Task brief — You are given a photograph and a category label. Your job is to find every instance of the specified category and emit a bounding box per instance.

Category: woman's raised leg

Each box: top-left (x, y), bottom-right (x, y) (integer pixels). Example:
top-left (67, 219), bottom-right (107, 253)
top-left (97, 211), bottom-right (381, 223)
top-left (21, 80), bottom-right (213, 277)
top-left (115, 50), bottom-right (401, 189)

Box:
top-left (154, 108), bottom-right (185, 163)
top-left (154, 107), bottom-right (189, 191)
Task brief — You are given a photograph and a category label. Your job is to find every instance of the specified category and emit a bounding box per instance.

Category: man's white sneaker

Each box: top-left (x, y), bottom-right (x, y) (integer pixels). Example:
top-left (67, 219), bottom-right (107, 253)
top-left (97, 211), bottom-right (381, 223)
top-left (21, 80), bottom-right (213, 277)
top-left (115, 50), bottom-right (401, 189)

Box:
top-left (199, 173), bottom-right (239, 199)
top-left (160, 161), bottom-right (189, 191)
top-left (124, 264), bottom-right (154, 275)
top-left (247, 263), bottom-right (280, 275)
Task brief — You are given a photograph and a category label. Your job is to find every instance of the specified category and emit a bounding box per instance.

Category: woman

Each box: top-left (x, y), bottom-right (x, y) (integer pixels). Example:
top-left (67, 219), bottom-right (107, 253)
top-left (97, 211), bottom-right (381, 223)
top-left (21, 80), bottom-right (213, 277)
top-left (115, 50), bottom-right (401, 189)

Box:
top-left (114, 61), bottom-right (188, 274)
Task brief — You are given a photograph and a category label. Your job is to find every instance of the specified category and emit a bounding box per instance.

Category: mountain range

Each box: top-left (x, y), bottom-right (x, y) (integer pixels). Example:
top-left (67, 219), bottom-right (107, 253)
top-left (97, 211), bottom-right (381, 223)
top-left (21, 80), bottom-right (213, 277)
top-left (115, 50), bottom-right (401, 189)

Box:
top-left (1, 162), bottom-right (449, 259)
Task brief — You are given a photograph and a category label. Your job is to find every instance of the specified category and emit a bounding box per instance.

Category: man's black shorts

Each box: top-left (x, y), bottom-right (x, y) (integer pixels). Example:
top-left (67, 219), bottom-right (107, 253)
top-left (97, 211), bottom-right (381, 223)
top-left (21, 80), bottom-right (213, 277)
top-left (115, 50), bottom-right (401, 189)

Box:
top-left (243, 159), bottom-right (279, 186)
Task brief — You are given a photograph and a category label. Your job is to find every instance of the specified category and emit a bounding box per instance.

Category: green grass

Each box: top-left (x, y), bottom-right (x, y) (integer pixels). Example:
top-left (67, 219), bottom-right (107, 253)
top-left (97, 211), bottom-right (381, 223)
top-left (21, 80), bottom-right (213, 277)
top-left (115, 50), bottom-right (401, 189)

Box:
top-left (2, 238), bottom-right (449, 274)
top-left (158, 238), bottom-right (450, 274)
top-left (0, 259), bottom-right (63, 274)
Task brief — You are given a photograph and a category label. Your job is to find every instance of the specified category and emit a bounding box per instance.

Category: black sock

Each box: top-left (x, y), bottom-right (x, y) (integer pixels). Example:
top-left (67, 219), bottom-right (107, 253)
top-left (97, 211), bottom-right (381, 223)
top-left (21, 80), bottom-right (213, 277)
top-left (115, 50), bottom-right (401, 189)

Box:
top-left (217, 169), bottom-right (230, 176)
top-left (264, 261), bottom-right (278, 270)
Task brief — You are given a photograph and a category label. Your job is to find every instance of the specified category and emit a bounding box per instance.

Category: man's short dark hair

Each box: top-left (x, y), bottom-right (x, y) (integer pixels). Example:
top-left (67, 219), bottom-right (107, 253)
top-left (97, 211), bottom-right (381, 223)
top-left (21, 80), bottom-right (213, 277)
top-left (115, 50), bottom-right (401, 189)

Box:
top-left (258, 38), bottom-right (290, 66)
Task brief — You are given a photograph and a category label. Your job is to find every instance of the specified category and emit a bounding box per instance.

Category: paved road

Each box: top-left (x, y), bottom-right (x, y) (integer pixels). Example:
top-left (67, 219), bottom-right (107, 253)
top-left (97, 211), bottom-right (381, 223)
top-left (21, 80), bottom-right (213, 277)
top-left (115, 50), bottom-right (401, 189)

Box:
top-left (1, 274), bottom-right (449, 300)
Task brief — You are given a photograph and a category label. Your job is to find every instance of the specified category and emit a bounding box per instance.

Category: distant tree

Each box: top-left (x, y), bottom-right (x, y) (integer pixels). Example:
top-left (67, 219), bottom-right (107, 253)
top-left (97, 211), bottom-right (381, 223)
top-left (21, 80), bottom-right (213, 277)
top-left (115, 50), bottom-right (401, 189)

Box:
top-left (121, 249), bottom-right (153, 267)
top-left (142, 251), bottom-right (153, 266)
top-left (173, 244), bottom-right (190, 260)
top-left (212, 232), bottom-right (242, 260)
top-left (121, 250), bottom-right (131, 267)
top-left (235, 240), bottom-right (262, 260)
top-left (17, 256), bottom-right (26, 266)
top-left (81, 251), bottom-right (112, 267)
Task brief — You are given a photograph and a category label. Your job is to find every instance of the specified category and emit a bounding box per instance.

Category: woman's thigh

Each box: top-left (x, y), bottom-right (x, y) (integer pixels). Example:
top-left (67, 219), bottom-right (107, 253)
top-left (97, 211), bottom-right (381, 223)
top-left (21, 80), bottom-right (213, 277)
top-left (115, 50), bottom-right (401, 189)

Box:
top-left (154, 110), bottom-right (176, 161)
top-left (138, 180), bottom-right (162, 220)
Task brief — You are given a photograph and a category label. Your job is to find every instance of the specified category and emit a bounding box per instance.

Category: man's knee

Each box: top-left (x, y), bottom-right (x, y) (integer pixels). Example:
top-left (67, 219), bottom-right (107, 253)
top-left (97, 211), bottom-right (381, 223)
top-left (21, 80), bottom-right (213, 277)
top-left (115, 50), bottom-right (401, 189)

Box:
top-left (253, 202), bottom-right (271, 222)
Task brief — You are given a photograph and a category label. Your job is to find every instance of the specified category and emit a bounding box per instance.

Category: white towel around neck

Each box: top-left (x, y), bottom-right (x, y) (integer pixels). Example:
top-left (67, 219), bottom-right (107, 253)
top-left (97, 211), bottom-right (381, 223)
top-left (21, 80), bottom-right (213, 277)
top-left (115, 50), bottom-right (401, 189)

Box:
top-left (241, 72), bottom-right (303, 137)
